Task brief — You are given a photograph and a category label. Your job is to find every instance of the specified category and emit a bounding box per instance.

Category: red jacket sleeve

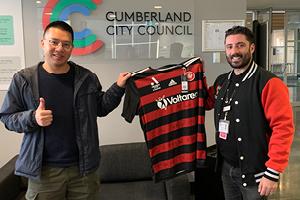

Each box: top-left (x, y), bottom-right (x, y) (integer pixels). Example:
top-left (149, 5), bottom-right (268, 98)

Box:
top-left (204, 85), bottom-right (216, 110)
top-left (261, 77), bottom-right (294, 173)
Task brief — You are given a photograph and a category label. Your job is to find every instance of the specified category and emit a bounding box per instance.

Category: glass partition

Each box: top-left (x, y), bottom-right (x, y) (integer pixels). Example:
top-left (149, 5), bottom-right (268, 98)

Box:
top-left (286, 11), bottom-right (300, 102)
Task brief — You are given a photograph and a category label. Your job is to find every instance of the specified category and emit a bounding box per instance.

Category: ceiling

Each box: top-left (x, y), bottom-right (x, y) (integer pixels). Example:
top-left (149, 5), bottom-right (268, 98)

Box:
top-left (247, 0), bottom-right (300, 10)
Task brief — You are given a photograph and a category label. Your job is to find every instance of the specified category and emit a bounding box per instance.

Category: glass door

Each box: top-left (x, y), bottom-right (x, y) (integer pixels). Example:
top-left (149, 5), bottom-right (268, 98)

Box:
top-left (286, 11), bottom-right (300, 102)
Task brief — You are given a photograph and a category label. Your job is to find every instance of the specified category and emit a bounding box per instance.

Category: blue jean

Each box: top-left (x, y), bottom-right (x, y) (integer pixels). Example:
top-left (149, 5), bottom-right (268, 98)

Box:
top-left (221, 161), bottom-right (267, 200)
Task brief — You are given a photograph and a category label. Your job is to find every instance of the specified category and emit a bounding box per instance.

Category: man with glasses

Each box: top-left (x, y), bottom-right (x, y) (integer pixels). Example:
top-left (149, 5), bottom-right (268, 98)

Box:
top-left (0, 20), bottom-right (131, 200)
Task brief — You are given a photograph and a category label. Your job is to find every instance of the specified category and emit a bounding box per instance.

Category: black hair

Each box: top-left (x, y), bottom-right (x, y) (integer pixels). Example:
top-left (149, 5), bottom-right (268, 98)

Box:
top-left (43, 21), bottom-right (74, 42)
top-left (225, 26), bottom-right (254, 44)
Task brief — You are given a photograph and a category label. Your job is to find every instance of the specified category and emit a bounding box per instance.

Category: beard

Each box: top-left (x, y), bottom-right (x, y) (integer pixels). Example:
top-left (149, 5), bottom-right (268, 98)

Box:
top-left (226, 52), bottom-right (252, 69)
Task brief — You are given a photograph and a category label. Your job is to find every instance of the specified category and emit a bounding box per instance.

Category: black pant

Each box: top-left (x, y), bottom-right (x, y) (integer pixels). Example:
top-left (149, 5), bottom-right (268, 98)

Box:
top-left (221, 161), bottom-right (267, 200)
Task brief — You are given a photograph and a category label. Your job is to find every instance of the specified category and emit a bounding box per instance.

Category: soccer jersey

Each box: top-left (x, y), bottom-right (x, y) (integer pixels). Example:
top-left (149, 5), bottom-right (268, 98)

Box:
top-left (122, 57), bottom-right (208, 182)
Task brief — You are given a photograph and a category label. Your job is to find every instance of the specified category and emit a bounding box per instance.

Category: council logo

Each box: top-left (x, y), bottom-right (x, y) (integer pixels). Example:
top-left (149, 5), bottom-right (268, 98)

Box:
top-left (42, 0), bottom-right (104, 56)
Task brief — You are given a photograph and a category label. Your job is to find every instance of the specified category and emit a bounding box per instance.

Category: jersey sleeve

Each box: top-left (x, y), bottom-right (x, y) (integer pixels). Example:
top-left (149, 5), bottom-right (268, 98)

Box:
top-left (121, 78), bottom-right (140, 123)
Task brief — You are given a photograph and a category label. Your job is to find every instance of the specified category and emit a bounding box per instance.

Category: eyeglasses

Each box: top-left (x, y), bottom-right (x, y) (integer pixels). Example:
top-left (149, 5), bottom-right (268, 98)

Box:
top-left (44, 39), bottom-right (73, 50)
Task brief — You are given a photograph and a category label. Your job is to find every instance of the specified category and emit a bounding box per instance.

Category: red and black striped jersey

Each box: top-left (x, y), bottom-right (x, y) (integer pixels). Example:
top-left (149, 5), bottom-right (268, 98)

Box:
top-left (122, 57), bottom-right (208, 182)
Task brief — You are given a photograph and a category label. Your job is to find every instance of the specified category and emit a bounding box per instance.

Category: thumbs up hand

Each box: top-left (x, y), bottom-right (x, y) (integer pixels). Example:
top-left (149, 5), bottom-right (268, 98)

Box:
top-left (35, 98), bottom-right (53, 127)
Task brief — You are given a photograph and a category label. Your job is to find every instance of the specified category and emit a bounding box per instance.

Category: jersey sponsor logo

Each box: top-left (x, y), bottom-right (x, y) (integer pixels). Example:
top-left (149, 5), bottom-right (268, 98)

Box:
top-left (151, 77), bottom-right (161, 91)
top-left (156, 92), bottom-right (198, 110)
top-left (168, 79), bottom-right (177, 86)
top-left (151, 82), bottom-right (161, 91)
top-left (156, 96), bottom-right (168, 110)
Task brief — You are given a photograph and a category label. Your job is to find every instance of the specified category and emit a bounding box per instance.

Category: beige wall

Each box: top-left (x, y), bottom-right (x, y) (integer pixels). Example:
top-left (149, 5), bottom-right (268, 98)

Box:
top-left (0, 0), bottom-right (246, 167)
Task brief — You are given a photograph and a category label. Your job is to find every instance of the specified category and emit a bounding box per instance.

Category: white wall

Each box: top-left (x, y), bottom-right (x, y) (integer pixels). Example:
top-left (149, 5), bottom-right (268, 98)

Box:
top-left (0, 0), bottom-right (246, 167)
top-left (0, 0), bottom-right (25, 167)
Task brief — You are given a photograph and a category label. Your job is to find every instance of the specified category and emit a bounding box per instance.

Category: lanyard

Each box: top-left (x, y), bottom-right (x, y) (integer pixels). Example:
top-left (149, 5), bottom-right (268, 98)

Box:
top-left (222, 82), bottom-right (236, 120)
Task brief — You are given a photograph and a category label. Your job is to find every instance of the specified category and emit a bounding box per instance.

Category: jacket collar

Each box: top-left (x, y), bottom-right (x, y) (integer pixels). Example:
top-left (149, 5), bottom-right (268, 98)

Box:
top-left (19, 61), bottom-right (90, 105)
top-left (227, 60), bottom-right (258, 82)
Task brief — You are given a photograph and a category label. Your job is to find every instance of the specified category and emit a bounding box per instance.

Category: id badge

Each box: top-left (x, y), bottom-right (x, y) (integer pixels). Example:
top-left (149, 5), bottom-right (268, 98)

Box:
top-left (219, 120), bottom-right (229, 133)
top-left (219, 120), bottom-right (229, 140)
top-left (223, 105), bottom-right (231, 112)
top-left (181, 74), bottom-right (188, 93)
top-left (219, 132), bottom-right (228, 140)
